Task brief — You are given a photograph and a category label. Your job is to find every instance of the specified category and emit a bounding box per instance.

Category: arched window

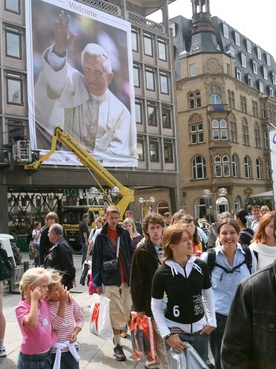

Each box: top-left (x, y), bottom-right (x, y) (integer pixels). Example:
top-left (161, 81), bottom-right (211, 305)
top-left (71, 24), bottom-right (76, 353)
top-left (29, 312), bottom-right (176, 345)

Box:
top-left (192, 156), bottom-right (206, 179)
top-left (222, 155), bottom-right (230, 176)
top-left (232, 154), bottom-right (239, 178)
top-left (256, 158), bottom-right (262, 179)
top-left (214, 155), bottom-right (222, 177)
top-left (254, 122), bottom-right (261, 148)
top-left (244, 156), bottom-right (251, 178)
top-left (188, 90), bottom-right (201, 110)
top-left (212, 119), bottom-right (228, 140)
top-left (209, 85), bottom-right (222, 104)
top-left (267, 162), bottom-right (271, 179)
top-left (242, 119), bottom-right (249, 146)
top-left (234, 196), bottom-right (242, 212)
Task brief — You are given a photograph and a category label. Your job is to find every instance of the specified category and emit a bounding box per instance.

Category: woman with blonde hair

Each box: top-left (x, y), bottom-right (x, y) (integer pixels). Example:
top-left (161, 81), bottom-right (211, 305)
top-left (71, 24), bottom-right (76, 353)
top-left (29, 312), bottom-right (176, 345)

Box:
top-left (151, 224), bottom-right (216, 363)
top-left (122, 217), bottom-right (142, 247)
top-left (250, 211), bottom-right (276, 270)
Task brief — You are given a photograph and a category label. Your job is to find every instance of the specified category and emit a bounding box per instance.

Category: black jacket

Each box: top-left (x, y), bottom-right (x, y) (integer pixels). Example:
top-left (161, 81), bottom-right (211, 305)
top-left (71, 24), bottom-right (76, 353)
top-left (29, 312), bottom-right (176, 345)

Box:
top-left (221, 260), bottom-right (276, 369)
top-left (130, 238), bottom-right (160, 317)
top-left (44, 236), bottom-right (76, 290)
top-left (92, 223), bottom-right (135, 287)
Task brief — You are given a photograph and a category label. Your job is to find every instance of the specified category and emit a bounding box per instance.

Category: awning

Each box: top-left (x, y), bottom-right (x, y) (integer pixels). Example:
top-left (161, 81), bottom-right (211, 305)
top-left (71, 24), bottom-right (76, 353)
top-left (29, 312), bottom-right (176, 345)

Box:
top-left (249, 190), bottom-right (273, 199)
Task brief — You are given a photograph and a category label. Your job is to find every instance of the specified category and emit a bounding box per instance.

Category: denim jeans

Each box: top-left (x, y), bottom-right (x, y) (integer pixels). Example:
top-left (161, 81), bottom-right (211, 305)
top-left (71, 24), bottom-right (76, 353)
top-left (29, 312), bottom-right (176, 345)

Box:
top-left (210, 313), bottom-right (228, 369)
top-left (17, 350), bottom-right (52, 369)
top-left (166, 331), bottom-right (209, 363)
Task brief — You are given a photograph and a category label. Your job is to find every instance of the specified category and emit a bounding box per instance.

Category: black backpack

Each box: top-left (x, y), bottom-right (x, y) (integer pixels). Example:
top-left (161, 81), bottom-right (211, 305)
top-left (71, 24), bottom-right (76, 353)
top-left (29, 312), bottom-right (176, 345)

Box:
top-left (207, 245), bottom-right (252, 276)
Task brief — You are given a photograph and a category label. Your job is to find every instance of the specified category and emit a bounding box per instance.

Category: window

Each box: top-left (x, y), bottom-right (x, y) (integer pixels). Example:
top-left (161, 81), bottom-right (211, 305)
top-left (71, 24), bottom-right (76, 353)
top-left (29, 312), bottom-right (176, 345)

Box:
top-left (269, 87), bottom-right (274, 98)
top-left (240, 95), bottom-right (247, 113)
top-left (247, 74), bottom-right (253, 86)
top-left (256, 158), bottom-right (262, 179)
top-left (149, 141), bottom-right (159, 162)
top-left (264, 131), bottom-right (269, 150)
top-left (147, 103), bottom-right (157, 126)
top-left (212, 119), bottom-right (227, 140)
top-left (136, 138), bottom-right (144, 160)
top-left (252, 60), bottom-right (257, 74)
top-left (190, 122), bottom-right (203, 144)
top-left (272, 72), bottom-right (276, 85)
top-left (266, 53), bottom-right (271, 66)
top-left (223, 23), bottom-right (229, 39)
top-left (234, 31), bottom-right (240, 46)
top-left (242, 120), bottom-right (249, 146)
top-left (209, 85), bottom-right (222, 104)
top-left (213, 155), bottom-right (230, 177)
top-left (236, 68), bottom-right (242, 81)
top-left (252, 100), bottom-right (258, 117)
top-left (170, 23), bottom-right (176, 37)
top-left (162, 106), bottom-right (171, 129)
top-left (254, 122), bottom-right (261, 148)
top-left (135, 100), bottom-right (142, 124)
top-left (228, 90), bottom-right (235, 108)
top-left (214, 156), bottom-right (222, 177)
top-left (230, 120), bottom-right (237, 143)
top-left (244, 157), bottom-right (251, 178)
top-left (232, 154), bottom-right (239, 177)
top-left (241, 53), bottom-right (246, 68)
top-left (246, 39), bottom-right (251, 53)
top-left (160, 72), bottom-right (169, 94)
top-left (257, 47), bottom-right (262, 60)
top-left (158, 39), bottom-right (167, 61)
top-left (263, 66), bottom-right (268, 80)
top-left (133, 64), bottom-right (140, 87)
top-left (267, 162), bottom-right (271, 179)
top-left (164, 142), bottom-right (173, 163)
top-left (258, 80), bottom-right (264, 93)
top-left (145, 68), bottom-right (155, 91)
top-left (6, 72), bottom-right (22, 105)
top-left (188, 91), bottom-right (201, 109)
top-left (144, 34), bottom-right (153, 56)
top-left (192, 156), bottom-right (206, 179)
top-left (5, 26), bottom-right (21, 58)
top-left (223, 155), bottom-right (230, 176)
top-left (131, 29), bottom-right (138, 52)
top-left (5, 0), bottom-right (20, 13)
top-left (190, 63), bottom-right (196, 77)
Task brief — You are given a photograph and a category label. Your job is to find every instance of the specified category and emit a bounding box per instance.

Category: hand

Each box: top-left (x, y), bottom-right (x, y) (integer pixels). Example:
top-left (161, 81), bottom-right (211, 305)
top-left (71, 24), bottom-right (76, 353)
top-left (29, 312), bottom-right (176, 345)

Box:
top-left (58, 285), bottom-right (70, 304)
top-left (137, 311), bottom-right (145, 319)
top-left (70, 331), bottom-right (78, 343)
top-left (30, 286), bottom-right (42, 302)
top-left (200, 325), bottom-right (216, 335)
top-left (166, 334), bottom-right (187, 353)
top-left (53, 10), bottom-right (76, 56)
top-left (96, 286), bottom-right (102, 295)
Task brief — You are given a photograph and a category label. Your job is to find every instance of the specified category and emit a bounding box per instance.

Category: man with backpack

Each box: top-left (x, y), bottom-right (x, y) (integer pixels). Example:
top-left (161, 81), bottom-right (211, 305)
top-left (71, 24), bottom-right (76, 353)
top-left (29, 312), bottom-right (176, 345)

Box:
top-left (201, 218), bottom-right (257, 369)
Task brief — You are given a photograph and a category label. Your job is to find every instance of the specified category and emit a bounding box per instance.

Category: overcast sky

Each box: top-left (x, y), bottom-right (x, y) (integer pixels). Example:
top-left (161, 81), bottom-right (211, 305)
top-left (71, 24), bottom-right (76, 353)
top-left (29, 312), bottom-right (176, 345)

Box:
top-left (149, 0), bottom-right (276, 59)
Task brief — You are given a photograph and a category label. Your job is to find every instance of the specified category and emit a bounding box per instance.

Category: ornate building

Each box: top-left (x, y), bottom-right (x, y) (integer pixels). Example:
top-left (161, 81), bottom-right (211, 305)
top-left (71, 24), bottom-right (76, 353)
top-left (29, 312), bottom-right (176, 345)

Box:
top-left (171, 0), bottom-right (276, 220)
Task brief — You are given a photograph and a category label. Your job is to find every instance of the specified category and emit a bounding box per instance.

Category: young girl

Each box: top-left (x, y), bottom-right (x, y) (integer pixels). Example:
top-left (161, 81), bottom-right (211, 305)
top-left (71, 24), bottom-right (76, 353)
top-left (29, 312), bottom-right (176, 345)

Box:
top-left (151, 224), bottom-right (216, 363)
top-left (47, 270), bottom-right (84, 369)
top-left (15, 268), bottom-right (57, 369)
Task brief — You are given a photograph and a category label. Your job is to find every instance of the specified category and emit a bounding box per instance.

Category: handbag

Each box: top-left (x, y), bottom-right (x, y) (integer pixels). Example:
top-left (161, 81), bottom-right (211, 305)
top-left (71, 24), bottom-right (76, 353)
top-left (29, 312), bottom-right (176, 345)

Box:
top-left (166, 343), bottom-right (208, 369)
top-left (130, 312), bottom-right (158, 362)
top-left (29, 240), bottom-right (38, 260)
top-left (89, 293), bottom-right (113, 340)
top-left (80, 261), bottom-right (90, 285)
top-left (0, 248), bottom-right (12, 281)
top-left (102, 238), bottom-right (120, 273)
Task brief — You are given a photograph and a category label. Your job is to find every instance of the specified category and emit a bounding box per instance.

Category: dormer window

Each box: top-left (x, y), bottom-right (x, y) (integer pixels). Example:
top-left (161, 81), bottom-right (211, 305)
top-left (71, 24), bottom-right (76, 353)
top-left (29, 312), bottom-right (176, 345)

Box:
top-left (257, 47), bottom-right (262, 60)
top-left (263, 66), bottom-right (268, 80)
top-left (247, 74), bottom-right (253, 87)
top-left (269, 86), bottom-right (274, 98)
top-left (223, 23), bottom-right (229, 39)
top-left (236, 68), bottom-right (242, 81)
top-left (246, 39), bottom-right (251, 53)
top-left (234, 31), bottom-right (240, 46)
top-left (272, 72), bottom-right (276, 85)
top-left (252, 60), bottom-right (258, 74)
top-left (241, 53), bottom-right (246, 68)
top-left (258, 80), bottom-right (264, 93)
top-left (266, 53), bottom-right (271, 66)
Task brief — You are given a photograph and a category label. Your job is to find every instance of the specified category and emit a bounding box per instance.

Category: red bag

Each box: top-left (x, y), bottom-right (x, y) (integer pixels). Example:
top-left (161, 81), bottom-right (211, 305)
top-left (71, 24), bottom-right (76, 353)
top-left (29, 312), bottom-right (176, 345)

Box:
top-left (130, 312), bottom-right (158, 362)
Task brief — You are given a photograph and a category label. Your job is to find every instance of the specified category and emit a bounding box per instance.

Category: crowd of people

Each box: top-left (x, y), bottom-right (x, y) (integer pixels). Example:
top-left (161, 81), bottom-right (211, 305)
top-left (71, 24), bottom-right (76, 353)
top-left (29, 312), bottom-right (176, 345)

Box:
top-left (0, 203), bottom-right (275, 369)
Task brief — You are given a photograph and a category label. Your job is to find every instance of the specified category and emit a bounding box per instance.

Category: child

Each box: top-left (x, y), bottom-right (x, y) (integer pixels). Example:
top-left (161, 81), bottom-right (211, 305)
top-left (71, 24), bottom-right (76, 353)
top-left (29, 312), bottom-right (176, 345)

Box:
top-left (15, 268), bottom-right (57, 369)
top-left (47, 270), bottom-right (84, 369)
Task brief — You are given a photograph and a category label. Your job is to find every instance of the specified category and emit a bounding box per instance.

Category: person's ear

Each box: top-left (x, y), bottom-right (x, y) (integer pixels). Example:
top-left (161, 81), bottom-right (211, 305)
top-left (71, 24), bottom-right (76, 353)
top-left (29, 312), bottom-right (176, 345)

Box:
top-left (107, 72), bottom-right (114, 84)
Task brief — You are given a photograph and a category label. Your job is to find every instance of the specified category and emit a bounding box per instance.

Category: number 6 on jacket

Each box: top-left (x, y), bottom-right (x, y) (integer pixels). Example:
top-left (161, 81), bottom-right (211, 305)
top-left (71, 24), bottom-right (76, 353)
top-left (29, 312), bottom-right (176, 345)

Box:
top-left (89, 293), bottom-right (113, 340)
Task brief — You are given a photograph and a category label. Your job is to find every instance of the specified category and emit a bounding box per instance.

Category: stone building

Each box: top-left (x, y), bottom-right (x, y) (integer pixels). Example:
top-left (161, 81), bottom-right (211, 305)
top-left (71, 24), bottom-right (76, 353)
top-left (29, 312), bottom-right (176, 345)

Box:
top-left (171, 0), bottom-right (276, 220)
top-left (0, 0), bottom-right (180, 235)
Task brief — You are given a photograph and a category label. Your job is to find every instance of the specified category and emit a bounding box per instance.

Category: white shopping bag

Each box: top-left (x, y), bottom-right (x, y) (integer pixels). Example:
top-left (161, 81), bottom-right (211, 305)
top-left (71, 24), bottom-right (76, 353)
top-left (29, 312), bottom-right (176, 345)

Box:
top-left (167, 342), bottom-right (208, 369)
top-left (89, 293), bottom-right (113, 340)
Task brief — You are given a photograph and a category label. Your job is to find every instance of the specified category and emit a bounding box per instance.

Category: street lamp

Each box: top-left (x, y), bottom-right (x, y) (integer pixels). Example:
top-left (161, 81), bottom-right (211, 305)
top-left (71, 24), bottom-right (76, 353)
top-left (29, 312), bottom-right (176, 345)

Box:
top-left (201, 188), bottom-right (227, 220)
top-left (139, 196), bottom-right (155, 219)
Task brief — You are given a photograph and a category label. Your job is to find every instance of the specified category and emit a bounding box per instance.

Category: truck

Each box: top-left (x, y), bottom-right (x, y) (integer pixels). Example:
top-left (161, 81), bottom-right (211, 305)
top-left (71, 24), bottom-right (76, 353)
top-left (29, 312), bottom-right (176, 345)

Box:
top-left (14, 127), bottom-right (135, 252)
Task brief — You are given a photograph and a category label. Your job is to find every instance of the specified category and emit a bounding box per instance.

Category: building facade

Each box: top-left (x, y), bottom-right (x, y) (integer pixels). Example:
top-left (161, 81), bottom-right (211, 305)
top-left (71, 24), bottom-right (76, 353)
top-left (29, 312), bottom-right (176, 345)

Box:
top-left (0, 0), bottom-right (181, 235)
top-left (171, 0), bottom-right (276, 220)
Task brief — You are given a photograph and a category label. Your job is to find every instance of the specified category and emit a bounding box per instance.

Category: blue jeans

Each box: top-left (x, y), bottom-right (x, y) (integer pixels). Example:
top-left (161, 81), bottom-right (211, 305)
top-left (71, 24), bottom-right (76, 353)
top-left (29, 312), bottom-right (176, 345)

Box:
top-left (81, 243), bottom-right (87, 265)
top-left (51, 350), bottom-right (79, 369)
top-left (17, 350), bottom-right (52, 369)
top-left (166, 331), bottom-right (209, 363)
top-left (210, 313), bottom-right (228, 369)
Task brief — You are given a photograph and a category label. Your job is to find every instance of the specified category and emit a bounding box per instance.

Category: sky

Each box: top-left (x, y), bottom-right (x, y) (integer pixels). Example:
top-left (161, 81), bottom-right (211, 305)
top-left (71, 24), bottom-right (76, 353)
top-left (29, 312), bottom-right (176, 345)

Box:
top-left (149, 0), bottom-right (276, 59)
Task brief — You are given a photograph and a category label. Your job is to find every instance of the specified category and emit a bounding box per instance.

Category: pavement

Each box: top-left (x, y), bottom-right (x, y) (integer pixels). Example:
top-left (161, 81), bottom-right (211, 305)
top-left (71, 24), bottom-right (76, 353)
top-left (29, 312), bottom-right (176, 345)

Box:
top-left (1, 253), bottom-right (148, 369)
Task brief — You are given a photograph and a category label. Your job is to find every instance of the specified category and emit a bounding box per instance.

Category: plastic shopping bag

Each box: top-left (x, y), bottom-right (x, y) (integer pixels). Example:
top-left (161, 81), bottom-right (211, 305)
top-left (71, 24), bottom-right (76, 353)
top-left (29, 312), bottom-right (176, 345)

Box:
top-left (166, 343), bottom-right (208, 369)
top-left (89, 293), bottom-right (113, 340)
top-left (79, 261), bottom-right (90, 286)
top-left (130, 312), bottom-right (158, 362)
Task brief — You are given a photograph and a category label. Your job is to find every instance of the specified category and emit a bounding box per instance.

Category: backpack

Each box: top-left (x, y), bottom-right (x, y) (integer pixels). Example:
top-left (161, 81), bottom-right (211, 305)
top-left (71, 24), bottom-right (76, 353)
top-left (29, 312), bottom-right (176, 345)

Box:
top-left (0, 247), bottom-right (12, 281)
top-left (207, 245), bottom-right (252, 276)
